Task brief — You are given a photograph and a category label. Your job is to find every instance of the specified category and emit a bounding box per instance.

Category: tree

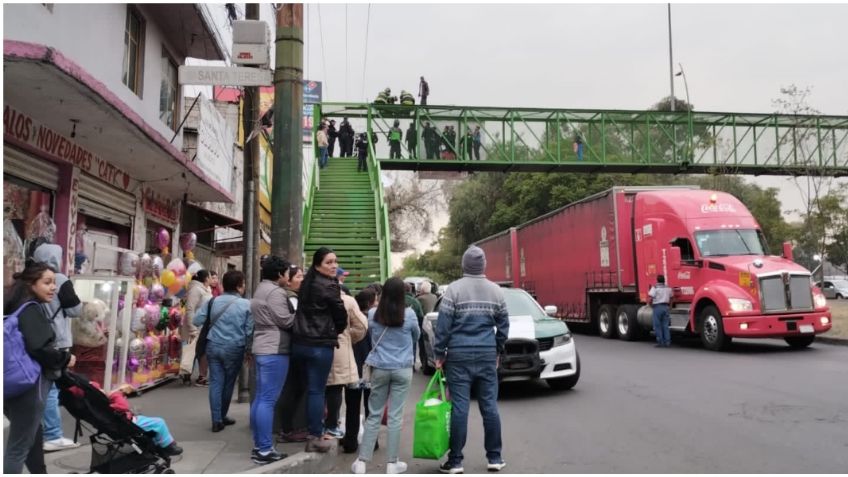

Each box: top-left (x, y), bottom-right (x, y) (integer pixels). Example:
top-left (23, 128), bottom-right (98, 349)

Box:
top-left (383, 172), bottom-right (449, 252)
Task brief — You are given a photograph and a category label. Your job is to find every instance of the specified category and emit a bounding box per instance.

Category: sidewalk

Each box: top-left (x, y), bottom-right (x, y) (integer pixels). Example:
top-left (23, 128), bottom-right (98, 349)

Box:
top-left (41, 379), bottom-right (337, 474)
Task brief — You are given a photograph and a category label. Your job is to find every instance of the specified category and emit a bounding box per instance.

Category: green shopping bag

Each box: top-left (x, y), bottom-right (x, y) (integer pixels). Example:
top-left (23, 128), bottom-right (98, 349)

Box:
top-left (413, 369), bottom-right (452, 459)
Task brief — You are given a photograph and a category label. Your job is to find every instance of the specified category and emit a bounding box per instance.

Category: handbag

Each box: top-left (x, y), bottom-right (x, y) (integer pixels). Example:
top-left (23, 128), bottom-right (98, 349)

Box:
top-left (360, 327), bottom-right (389, 387)
top-left (413, 369), bottom-right (451, 459)
top-left (195, 297), bottom-right (237, 358)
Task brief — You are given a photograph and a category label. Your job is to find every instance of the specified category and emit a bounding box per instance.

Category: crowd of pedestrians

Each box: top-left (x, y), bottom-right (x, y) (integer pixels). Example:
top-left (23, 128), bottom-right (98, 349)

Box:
top-left (5, 240), bottom-right (512, 474)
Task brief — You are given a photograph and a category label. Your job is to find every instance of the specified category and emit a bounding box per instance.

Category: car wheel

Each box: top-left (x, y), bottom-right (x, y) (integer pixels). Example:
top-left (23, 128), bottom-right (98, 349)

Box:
top-left (616, 305), bottom-right (642, 341)
top-left (837, 294), bottom-right (844, 300)
top-left (597, 304), bottom-right (617, 339)
top-left (785, 336), bottom-right (815, 349)
top-left (547, 354), bottom-right (580, 391)
top-left (699, 305), bottom-right (731, 351)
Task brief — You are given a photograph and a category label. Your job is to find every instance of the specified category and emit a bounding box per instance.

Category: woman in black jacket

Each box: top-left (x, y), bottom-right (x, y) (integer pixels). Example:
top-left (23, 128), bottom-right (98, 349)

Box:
top-left (4, 261), bottom-right (75, 474)
top-left (291, 247), bottom-right (347, 453)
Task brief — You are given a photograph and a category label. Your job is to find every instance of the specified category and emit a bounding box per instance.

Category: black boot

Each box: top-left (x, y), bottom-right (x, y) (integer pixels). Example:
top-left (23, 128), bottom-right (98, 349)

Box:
top-left (162, 442), bottom-right (183, 456)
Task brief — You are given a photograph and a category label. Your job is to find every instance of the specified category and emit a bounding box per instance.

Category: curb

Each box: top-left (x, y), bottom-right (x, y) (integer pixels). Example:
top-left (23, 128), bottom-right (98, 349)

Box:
top-left (817, 336), bottom-right (848, 346)
top-left (241, 441), bottom-right (338, 474)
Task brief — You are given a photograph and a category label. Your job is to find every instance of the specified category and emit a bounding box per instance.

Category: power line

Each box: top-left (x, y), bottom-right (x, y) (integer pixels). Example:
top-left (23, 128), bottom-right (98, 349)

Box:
top-left (361, 4), bottom-right (371, 101)
top-left (317, 3), bottom-right (329, 97)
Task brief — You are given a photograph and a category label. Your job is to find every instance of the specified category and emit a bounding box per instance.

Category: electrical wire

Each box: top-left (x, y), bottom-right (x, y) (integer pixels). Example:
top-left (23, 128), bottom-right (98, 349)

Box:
top-left (361, 4), bottom-right (371, 101)
top-left (317, 3), bottom-right (329, 97)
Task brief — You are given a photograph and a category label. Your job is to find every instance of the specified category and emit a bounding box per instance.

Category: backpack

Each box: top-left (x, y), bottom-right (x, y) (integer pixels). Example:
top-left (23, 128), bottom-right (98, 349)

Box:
top-left (4, 301), bottom-right (43, 399)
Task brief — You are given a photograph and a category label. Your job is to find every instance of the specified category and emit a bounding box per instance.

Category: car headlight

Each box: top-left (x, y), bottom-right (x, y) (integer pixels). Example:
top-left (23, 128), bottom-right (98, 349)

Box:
top-left (814, 293), bottom-right (827, 309)
top-left (553, 332), bottom-right (572, 347)
top-left (728, 298), bottom-right (753, 312)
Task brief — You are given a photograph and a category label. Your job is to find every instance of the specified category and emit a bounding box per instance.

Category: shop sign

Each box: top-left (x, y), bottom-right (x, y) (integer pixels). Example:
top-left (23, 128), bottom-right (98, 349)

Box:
top-left (142, 187), bottom-right (179, 226)
top-left (3, 105), bottom-right (135, 191)
top-left (196, 93), bottom-right (235, 193)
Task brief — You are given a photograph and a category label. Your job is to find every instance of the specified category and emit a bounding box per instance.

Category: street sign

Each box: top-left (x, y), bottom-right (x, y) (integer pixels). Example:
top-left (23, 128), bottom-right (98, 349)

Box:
top-left (178, 65), bottom-right (272, 86)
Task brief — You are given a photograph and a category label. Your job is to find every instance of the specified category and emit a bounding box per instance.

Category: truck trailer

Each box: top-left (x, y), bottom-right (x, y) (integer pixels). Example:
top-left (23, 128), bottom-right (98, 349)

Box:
top-left (476, 187), bottom-right (832, 350)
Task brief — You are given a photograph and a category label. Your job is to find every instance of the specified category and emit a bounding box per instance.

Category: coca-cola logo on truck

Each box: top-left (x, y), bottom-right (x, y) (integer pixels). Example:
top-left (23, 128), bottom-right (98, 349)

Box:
top-left (701, 203), bottom-right (736, 213)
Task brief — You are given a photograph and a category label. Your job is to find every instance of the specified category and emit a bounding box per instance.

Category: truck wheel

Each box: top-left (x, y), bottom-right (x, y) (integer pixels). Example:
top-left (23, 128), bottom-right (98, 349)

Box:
top-left (616, 305), bottom-right (642, 341)
top-left (597, 305), bottom-right (617, 339)
top-left (699, 305), bottom-right (731, 351)
top-left (547, 354), bottom-right (580, 391)
top-left (784, 336), bottom-right (815, 349)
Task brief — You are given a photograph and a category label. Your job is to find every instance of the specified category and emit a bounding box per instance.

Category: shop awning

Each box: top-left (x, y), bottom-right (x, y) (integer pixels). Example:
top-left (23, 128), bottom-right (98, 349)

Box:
top-left (3, 40), bottom-right (234, 204)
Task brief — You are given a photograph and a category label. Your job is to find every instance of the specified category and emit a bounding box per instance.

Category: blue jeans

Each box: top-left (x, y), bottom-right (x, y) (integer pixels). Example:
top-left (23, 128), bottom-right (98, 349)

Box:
top-left (134, 415), bottom-right (175, 448)
top-left (358, 367), bottom-right (413, 463)
top-left (250, 354), bottom-right (290, 452)
top-left (42, 383), bottom-right (63, 441)
top-left (319, 147), bottom-right (329, 169)
top-left (652, 304), bottom-right (671, 346)
top-left (206, 343), bottom-right (245, 424)
top-left (291, 343), bottom-right (334, 437)
top-left (445, 350), bottom-right (502, 465)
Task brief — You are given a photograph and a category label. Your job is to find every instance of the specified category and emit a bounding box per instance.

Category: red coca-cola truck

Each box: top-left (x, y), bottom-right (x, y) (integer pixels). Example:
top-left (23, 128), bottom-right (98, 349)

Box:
top-left (476, 186), bottom-right (832, 350)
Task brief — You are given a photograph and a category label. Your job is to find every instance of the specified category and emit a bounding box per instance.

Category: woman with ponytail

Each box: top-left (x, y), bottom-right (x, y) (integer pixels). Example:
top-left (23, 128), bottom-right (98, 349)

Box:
top-left (291, 247), bottom-right (348, 453)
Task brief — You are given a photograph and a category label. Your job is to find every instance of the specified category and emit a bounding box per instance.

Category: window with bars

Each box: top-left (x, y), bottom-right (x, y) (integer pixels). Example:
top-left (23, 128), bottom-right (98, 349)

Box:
top-left (159, 48), bottom-right (178, 130)
top-left (122, 7), bottom-right (145, 96)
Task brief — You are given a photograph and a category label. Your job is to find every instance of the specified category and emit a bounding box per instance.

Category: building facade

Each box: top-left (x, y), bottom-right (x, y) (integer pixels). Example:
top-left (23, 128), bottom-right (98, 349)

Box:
top-left (3, 3), bottom-right (238, 280)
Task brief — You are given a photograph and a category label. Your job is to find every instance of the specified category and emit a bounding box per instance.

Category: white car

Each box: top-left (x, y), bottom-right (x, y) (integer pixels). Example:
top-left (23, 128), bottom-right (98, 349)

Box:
top-left (817, 280), bottom-right (848, 300)
top-left (421, 288), bottom-right (580, 390)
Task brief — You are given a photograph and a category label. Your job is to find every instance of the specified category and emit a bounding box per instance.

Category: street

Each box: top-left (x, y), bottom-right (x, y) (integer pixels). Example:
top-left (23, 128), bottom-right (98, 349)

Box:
top-left (334, 336), bottom-right (848, 474)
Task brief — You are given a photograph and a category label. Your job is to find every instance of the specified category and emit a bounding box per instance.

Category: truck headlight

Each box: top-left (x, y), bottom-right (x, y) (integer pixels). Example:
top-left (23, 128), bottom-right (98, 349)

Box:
top-left (553, 332), bottom-right (572, 347)
top-left (728, 298), bottom-right (753, 312)
top-left (814, 293), bottom-right (827, 309)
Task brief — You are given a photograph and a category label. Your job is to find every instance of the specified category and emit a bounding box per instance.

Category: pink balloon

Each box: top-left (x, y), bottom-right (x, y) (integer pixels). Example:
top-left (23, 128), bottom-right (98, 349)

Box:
top-left (156, 228), bottom-right (170, 250)
top-left (149, 283), bottom-right (166, 302)
top-left (166, 258), bottom-right (187, 277)
top-left (135, 284), bottom-right (149, 305)
top-left (179, 233), bottom-right (197, 253)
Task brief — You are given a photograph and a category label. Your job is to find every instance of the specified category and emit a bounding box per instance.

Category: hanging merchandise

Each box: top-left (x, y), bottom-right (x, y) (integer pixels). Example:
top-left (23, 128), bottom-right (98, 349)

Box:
top-left (156, 227), bottom-right (171, 256)
top-left (3, 215), bottom-right (25, 287)
top-left (179, 233), bottom-right (197, 261)
top-left (24, 203), bottom-right (56, 258)
top-left (75, 225), bottom-right (89, 275)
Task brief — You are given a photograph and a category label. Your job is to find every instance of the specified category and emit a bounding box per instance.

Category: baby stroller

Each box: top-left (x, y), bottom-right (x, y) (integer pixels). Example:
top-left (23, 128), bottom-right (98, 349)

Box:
top-left (56, 371), bottom-right (174, 474)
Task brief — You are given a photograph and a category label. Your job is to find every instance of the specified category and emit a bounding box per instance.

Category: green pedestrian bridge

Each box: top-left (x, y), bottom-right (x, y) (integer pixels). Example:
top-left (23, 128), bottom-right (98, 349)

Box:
top-left (303, 102), bottom-right (848, 290)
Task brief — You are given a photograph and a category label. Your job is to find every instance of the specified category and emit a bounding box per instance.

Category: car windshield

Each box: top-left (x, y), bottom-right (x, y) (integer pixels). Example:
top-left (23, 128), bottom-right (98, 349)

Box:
top-left (503, 290), bottom-right (548, 320)
top-left (694, 229), bottom-right (768, 257)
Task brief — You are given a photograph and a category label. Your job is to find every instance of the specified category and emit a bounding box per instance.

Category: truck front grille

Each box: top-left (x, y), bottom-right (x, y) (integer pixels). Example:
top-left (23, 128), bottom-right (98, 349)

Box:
top-left (760, 274), bottom-right (813, 313)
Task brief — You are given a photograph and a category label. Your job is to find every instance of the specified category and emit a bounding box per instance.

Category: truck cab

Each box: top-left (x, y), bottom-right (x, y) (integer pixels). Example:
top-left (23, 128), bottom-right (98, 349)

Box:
top-left (634, 190), bottom-right (831, 350)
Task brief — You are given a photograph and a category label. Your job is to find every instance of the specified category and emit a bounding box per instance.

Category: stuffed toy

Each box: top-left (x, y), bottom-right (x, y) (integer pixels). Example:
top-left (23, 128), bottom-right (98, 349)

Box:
top-left (72, 299), bottom-right (109, 348)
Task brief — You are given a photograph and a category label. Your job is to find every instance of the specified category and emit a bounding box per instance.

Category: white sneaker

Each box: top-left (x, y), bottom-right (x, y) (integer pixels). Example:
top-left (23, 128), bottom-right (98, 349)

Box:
top-left (351, 459), bottom-right (367, 474)
top-left (487, 461), bottom-right (507, 472)
top-left (387, 461), bottom-right (408, 474)
top-left (44, 437), bottom-right (81, 452)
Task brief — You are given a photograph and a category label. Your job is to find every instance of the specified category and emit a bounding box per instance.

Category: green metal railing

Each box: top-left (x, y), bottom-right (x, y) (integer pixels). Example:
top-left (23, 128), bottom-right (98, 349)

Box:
top-left (319, 102), bottom-right (848, 176)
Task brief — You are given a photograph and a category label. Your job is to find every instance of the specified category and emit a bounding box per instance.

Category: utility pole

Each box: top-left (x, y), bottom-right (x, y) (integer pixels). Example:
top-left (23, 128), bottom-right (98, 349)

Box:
top-left (238, 2), bottom-right (261, 405)
top-left (271, 4), bottom-right (304, 263)
top-left (242, 3), bottom-right (261, 293)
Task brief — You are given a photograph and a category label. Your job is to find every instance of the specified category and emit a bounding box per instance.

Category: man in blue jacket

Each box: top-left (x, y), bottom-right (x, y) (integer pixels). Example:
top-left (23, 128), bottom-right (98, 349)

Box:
top-left (434, 246), bottom-right (509, 474)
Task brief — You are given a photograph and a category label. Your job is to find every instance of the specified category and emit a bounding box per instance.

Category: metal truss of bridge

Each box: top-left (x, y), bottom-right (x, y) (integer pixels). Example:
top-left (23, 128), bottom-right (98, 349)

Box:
top-left (318, 102), bottom-right (848, 177)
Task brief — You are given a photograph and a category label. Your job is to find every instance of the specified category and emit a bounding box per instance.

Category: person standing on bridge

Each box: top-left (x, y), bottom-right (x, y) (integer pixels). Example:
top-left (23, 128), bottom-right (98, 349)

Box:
top-left (419, 76), bottom-right (430, 106)
top-left (327, 119), bottom-right (338, 158)
top-left (355, 133), bottom-right (369, 173)
top-left (463, 130), bottom-right (474, 161)
top-left (317, 123), bottom-right (330, 169)
top-left (389, 120), bottom-right (403, 159)
top-left (406, 122), bottom-right (418, 159)
top-left (648, 274), bottom-right (673, 347)
top-left (473, 126), bottom-right (482, 160)
top-left (339, 118), bottom-right (355, 157)
top-left (422, 122), bottom-right (437, 159)
top-left (435, 245), bottom-right (509, 474)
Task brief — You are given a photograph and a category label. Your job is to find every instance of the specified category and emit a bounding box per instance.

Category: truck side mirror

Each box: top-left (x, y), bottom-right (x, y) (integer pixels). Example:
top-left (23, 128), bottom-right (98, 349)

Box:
top-left (669, 246), bottom-right (682, 270)
top-left (782, 242), bottom-right (794, 262)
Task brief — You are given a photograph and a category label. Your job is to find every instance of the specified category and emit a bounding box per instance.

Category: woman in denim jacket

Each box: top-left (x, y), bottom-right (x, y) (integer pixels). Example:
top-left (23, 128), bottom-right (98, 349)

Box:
top-left (351, 277), bottom-right (420, 474)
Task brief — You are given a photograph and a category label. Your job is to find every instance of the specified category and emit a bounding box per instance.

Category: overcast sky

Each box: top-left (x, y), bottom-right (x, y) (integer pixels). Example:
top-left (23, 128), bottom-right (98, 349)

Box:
top-left (215, 3), bottom-right (848, 263)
